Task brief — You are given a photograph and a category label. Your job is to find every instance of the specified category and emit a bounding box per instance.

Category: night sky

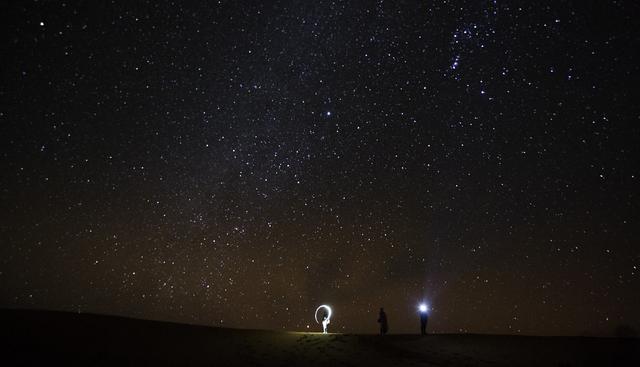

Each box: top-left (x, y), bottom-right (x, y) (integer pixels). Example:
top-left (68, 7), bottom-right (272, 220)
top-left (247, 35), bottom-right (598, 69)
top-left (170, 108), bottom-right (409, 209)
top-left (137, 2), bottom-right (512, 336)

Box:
top-left (1, 1), bottom-right (639, 336)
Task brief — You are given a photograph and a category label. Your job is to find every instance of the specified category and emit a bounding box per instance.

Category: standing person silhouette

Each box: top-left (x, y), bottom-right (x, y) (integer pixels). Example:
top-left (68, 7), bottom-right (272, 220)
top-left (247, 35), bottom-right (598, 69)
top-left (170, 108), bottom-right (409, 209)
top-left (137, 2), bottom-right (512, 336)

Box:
top-left (321, 310), bottom-right (330, 334)
top-left (377, 307), bottom-right (389, 335)
top-left (419, 304), bottom-right (429, 335)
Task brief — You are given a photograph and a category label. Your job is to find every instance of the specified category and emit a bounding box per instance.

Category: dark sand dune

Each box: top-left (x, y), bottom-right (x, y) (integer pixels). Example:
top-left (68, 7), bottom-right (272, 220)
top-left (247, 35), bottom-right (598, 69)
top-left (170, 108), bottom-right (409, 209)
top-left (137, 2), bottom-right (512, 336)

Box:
top-left (1, 309), bottom-right (637, 366)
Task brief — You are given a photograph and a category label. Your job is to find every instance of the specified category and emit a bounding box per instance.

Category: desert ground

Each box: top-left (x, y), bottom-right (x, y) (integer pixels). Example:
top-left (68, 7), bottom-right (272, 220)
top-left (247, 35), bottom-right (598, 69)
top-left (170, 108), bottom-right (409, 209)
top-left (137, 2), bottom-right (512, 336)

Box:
top-left (1, 309), bottom-right (637, 366)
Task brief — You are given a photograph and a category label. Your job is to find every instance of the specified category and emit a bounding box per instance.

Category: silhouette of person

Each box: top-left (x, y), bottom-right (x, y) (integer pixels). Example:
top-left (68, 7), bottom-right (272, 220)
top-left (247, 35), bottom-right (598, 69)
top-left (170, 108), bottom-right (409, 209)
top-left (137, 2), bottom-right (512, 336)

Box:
top-left (321, 310), bottom-right (330, 334)
top-left (420, 310), bottom-right (429, 335)
top-left (378, 307), bottom-right (389, 335)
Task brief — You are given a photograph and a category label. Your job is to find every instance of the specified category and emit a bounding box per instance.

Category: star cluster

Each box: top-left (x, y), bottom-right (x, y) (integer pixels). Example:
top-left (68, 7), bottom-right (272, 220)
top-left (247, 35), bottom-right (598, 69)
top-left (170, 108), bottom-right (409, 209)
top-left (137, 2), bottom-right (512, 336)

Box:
top-left (1, 1), bottom-right (639, 335)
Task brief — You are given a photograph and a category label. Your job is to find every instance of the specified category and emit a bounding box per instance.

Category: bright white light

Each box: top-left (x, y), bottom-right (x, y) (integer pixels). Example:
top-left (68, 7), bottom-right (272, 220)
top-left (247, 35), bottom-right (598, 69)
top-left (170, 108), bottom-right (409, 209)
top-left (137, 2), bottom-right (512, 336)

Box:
top-left (419, 304), bottom-right (428, 312)
top-left (314, 304), bottom-right (332, 334)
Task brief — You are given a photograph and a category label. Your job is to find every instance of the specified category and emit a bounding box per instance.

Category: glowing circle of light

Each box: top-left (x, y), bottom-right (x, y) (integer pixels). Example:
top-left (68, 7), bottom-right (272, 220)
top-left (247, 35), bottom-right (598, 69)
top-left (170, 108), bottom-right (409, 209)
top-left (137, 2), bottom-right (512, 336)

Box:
top-left (314, 304), bottom-right (332, 324)
top-left (314, 305), bottom-right (332, 334)
top-left (419, 304), bottom-right (428, 312)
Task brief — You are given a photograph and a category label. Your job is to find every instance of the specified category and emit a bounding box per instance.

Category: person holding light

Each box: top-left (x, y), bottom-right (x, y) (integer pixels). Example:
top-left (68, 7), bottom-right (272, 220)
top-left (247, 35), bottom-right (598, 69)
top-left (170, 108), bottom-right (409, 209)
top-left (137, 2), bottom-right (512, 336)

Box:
top-left (419, 304), bottom-right (429, 335)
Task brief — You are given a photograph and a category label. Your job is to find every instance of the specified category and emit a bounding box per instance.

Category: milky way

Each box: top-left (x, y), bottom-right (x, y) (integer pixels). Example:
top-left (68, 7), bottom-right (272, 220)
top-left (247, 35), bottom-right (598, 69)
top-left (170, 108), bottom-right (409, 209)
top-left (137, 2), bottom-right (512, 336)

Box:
top-left (1, 1), bottom-right (639, 335)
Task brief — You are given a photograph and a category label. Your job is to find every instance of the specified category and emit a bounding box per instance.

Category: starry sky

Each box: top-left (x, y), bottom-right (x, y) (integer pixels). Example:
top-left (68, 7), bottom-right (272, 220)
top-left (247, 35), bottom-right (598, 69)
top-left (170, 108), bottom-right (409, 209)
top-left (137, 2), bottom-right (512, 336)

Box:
top-left (1, 1), bottom-right (639, 336)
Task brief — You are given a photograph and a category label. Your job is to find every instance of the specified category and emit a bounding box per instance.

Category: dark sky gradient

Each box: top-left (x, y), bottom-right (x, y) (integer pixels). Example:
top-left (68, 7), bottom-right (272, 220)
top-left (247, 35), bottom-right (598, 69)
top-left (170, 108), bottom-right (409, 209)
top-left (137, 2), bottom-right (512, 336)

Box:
top-left (1, 1), bottom-right (639, 336)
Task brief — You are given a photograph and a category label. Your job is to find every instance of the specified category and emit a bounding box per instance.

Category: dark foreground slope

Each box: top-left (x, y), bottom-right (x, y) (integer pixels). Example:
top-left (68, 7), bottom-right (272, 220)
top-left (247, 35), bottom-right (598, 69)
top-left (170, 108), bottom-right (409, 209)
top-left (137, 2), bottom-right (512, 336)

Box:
top-left (1, 309), bottom-right (638, 366)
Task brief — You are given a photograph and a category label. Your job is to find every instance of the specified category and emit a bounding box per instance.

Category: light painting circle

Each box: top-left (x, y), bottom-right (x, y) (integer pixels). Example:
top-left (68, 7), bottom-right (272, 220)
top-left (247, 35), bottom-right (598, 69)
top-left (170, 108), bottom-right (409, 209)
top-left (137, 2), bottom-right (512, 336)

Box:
top-left (314, 304), bottom-right (332, 324)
